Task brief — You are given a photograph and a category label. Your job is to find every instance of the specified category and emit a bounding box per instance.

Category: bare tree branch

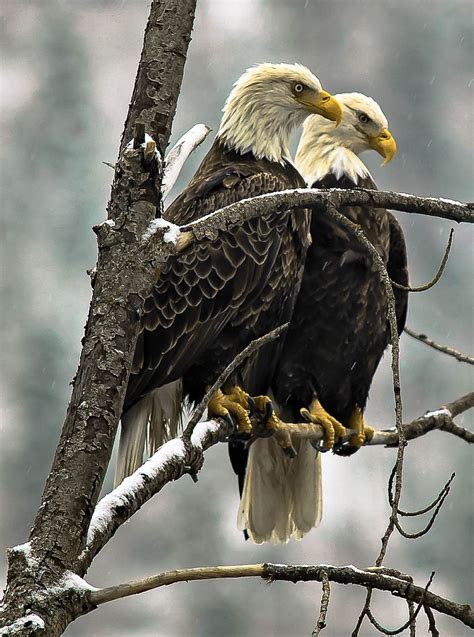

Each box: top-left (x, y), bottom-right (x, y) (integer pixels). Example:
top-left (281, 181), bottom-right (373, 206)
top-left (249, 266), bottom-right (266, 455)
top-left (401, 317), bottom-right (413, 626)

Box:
top-left (405, 327), bottom-right (474, 365)
top-left (162, 123), bottom-right (212, 200)
top-left (391, 228), bottom-right (453, 292)
top-left (364, 571), bottom-right (433, 635)
top-left (424, 605), bottom-right (440, 637)
top-left (78, 393), bottom-right (473, 577)
top-left (85, 563), bottom-right (474, 629)
top-left (177, 190), bottom-right (472, 244)
top-left (371, 392), bottom-right (474, 446)
top-left (311, 571), bottom-right (330, 636)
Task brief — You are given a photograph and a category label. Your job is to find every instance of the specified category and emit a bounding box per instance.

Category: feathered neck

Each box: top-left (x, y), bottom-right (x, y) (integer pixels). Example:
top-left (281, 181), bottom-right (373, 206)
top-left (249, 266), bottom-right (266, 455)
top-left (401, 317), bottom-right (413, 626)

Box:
top-left (295, 130), bottom-right (371, 186)
top-left (217, 89), bottom-right (307, 165)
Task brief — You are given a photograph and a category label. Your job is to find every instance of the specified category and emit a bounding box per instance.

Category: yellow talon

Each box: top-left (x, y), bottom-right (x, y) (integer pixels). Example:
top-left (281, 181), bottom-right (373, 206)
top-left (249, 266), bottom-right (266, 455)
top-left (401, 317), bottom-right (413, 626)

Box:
top-left (250, 395), bottom-right (296, 456)
top-left (208, 386), bottom-right (252, 434)
top-left (300, 399), bottom-right (346, 450)
top-left (347, 405), bottom-right (374, 449)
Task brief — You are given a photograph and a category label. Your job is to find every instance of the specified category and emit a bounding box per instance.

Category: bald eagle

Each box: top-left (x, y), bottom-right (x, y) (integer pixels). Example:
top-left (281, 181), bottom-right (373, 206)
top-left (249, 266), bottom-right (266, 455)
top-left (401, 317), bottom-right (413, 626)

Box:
top-left (235, 93), bottom-right (408, 543)
top-left (115, 63), bottom-right (342, 484)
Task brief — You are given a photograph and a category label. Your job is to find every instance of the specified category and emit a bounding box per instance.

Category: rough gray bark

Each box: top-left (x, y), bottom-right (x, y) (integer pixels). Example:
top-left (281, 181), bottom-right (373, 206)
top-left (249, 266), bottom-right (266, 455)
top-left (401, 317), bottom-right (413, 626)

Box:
top-left (0, 1), bottom-right (196, 635)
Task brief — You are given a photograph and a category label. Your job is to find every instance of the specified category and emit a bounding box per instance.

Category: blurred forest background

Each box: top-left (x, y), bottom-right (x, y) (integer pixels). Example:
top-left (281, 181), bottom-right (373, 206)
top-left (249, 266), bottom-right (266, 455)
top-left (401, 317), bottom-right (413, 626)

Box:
top-left (1, 1), bottom-right (473, 635)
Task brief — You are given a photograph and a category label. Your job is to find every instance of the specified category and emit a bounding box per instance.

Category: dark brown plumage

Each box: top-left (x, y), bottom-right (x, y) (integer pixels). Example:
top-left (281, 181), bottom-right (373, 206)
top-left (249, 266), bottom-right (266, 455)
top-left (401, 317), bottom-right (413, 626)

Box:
top-left (234, 93), bottom-right (408, 543)
top-left (115, 62), bottom-right (342, 487)
top-left (272, 170), bottom-right (408, 425)
top-left (125, 139), bottom-right (308, 410)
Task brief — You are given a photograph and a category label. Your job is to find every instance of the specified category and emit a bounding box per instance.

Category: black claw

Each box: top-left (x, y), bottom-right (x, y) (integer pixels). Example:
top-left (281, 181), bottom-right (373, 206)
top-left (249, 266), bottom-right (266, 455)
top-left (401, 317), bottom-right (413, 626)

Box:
top-left (313, 440), bottom-right (330, 453)
top-left (283, 445), bottom-right (298, 458)
top-left (333, 439), bottom-right (358, 457)
top-left (263, 399), bottom-right (274, 422)
top-left (247, 395), bottom-right (258, 418)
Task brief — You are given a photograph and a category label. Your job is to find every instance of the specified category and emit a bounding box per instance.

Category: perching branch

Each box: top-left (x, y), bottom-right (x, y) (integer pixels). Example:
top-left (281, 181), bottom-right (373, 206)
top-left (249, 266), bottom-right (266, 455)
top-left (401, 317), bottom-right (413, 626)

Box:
top-left (78, 391), bottom-right (473, 577)
top-left (371, 392), bottom-right (474, 446)
top-left (86, 563), bottom-right (474, 629)
top-left (405, 327), bottom-right (474, 365)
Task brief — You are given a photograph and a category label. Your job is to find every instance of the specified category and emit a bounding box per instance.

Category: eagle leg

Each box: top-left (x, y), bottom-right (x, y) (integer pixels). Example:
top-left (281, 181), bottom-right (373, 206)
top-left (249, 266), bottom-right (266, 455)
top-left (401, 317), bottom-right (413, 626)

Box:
top-left (208, 386), bottom-right (252, 435)
top-left (300, 399), bottom-right (346, 451)
top-left (332, 405), bottom-right (374, 456)
top-left (346, 405), bottom-right (374, 449)
top-left (250, 395), bottom-right (297, 458)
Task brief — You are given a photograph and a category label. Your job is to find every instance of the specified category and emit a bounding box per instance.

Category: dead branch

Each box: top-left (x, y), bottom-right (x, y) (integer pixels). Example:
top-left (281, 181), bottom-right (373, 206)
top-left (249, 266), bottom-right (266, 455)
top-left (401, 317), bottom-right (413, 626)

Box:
top-left (371, 392), bottom-right (474, 446)
top-left (162, 124), bottom-right (212, 200)
top-left (391, 228), bottom-right (453, 292)
top-left (177, 191), bottom-right (472, 245)
top-left (364, 571), bottom-right (433, 634)
top-left (85, 563), bottom-right (474, 629)
top-left (405, 327), bottom-right (474, 365)
top-left (311, 571), bottom-right (330, 636)
top-left (424, 605), bottom-right (440, 637)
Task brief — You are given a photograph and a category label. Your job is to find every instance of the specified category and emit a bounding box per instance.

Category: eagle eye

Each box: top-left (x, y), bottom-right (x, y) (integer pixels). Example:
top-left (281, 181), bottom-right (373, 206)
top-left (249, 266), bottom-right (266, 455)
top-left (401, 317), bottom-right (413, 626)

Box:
top-left (358, 112), bottom-right (371, 124)
top-left (293, 82), bottom-right (305, 94)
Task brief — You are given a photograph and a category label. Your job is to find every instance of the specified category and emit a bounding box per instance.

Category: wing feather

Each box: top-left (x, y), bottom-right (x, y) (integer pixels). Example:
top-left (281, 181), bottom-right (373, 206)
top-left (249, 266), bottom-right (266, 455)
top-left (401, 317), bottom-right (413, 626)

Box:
top-left (124, 142), bottom-right (305, 410)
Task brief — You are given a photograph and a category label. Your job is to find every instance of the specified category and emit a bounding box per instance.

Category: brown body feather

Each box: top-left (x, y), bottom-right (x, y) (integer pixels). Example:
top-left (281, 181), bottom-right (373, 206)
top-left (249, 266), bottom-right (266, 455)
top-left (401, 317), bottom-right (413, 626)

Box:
top-left (124, 138), bottom-right (309, 421)
top-left (233, 171), bottom-right (408, 542)
top-left (272, 171), bottom-right (408, 423)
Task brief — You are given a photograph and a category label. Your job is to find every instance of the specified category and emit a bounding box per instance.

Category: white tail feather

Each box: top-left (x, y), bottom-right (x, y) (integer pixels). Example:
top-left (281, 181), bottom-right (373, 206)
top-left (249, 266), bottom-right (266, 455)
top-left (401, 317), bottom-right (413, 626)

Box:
top-left (115, 380), bottom-right (183, 486)
top-left (238, 437), bottom-right (322, 544)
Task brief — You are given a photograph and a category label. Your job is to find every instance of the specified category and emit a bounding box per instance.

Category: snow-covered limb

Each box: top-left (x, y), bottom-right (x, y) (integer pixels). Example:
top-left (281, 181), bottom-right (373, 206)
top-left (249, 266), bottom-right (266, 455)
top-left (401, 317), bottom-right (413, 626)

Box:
top-left (178, 189), bottom-right (472, 244)
top-left (369, 392), bottom-right (474, 446)
top-left (85, 439), bottom-right (187, 548)
top-left (162, 124), bottom-right (212, 200)
top-left (78, 418), bottom-right (232, 572)
top-left (0, 614), bottom-right (45, 636)
top-left (78, 392), bottom-right (473, 576)
top-left (86, 562), bottom-right (474, 629)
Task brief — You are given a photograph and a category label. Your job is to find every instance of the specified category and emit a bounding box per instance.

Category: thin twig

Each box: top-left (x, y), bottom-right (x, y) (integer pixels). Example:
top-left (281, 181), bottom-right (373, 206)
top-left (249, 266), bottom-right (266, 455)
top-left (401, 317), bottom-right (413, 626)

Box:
top-left (408, 598), bottom-right (416, 637)
top-left (86, 563), bottom-right (474, 629)
top-left (388, 470), bottom-right (455, 518)
top-left (182, 323), bottom-right (289, 436)
top-left (311, 572), bottom-right (330, 636)
top-left (365, 572), bottom-right (434, 635)
top-left (405, 327), bottom-right (474, 365)
top-left (392, 228), bottom-right (453, 292)
top-left (320, 200), bottom-right (405, 635)
top-left (424, 605), bottom-right (440, 637)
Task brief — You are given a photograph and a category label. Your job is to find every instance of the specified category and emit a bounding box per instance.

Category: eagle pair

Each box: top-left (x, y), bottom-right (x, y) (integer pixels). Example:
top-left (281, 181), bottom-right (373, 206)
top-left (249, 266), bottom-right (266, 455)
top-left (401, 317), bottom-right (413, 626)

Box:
top-left (116, 63), bottom-right (408, 544)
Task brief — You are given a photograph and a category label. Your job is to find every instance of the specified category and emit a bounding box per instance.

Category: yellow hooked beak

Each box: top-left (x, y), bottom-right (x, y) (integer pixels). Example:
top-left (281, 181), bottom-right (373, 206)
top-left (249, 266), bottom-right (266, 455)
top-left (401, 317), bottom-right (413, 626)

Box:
top-left (369, 128), bottom-right (397, 166)
top-left (303, 90), bottom-right (343, 126)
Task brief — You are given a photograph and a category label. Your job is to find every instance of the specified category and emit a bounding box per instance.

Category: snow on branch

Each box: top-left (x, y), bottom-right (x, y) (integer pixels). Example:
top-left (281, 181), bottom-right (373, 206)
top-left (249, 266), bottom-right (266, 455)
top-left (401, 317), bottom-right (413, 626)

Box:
top-left (78, 392), bottom-right (473, 576)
